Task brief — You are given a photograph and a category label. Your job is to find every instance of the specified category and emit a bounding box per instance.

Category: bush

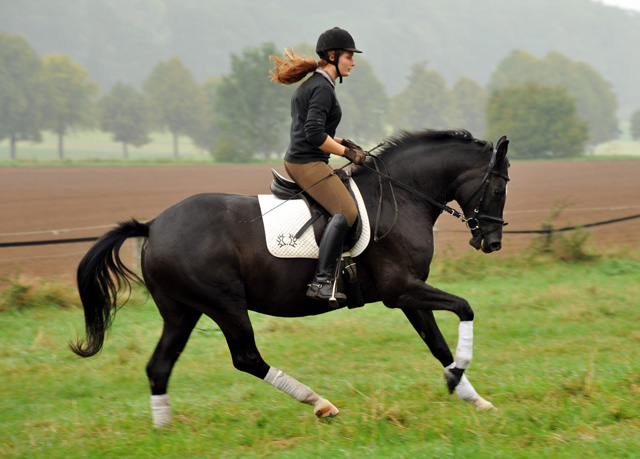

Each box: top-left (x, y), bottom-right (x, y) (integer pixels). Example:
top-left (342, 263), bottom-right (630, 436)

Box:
top-left (211, 138), bottom-right (253, 163)
top-left (433, 244), bottom-right (529, 282)
top-left (526, 202), bottom-right (597, 262)
top-left (0, 276), bottom-right (80, 312)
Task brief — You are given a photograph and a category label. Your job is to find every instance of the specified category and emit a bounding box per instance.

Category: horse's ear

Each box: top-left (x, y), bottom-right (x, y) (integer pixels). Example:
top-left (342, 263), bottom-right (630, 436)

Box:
top-left (495, 135), bottom-right (509, 164)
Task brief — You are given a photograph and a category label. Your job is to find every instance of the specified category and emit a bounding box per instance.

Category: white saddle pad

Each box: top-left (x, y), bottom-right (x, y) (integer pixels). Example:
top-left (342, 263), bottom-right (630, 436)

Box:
top-left (258, 178), bottom-right (370, 258)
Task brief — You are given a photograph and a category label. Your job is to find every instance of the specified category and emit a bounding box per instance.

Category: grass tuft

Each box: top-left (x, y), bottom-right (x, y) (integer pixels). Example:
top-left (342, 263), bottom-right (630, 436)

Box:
top-left (0, 275), bottom-right (80, 312)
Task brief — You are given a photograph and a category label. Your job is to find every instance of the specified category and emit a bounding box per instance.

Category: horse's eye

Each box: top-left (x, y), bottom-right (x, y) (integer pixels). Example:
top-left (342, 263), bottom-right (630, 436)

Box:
top-left (494, 188), bottom-right (505, 197)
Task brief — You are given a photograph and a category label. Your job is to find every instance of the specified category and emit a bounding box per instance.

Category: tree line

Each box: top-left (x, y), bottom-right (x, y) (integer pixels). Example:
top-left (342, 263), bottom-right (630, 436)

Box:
top-left (2, 32), bottom-right (636, 161)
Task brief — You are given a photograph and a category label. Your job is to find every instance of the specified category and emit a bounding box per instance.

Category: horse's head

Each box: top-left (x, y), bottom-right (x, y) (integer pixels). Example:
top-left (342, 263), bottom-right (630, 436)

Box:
top-left (457, 136), bottom-right (510, 253)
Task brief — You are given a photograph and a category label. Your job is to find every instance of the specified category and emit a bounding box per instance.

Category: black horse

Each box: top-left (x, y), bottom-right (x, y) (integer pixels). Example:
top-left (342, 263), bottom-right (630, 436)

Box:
top-left (70, 129), bottom-right (510, 427)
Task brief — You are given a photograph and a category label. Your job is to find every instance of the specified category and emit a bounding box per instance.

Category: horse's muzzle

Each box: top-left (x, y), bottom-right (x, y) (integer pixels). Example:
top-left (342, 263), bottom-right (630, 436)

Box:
top-left (484, 240), bottom-right (502, 253)
top-left (469, 234), bottom-right (502, 253)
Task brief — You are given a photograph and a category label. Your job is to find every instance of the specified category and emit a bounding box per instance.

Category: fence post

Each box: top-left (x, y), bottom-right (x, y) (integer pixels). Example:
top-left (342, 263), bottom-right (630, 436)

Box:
top-left (132, 237), bottom-right (144, 274)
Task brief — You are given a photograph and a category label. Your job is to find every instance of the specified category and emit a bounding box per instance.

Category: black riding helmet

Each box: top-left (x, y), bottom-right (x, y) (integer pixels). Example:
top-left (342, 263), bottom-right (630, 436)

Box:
top-left (316, 27), bottom-right (362, 83)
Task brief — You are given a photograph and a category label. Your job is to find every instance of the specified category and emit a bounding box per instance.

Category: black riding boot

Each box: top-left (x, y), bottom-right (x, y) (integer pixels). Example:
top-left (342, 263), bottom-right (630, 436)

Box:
top-left (306, 213), bottom-right (350, 306)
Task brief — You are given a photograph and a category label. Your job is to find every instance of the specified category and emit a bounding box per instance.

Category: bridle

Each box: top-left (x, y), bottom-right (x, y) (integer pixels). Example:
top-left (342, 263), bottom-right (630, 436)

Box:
top-left (458, 148), bottom-right (510, 236)
top-left (362, 147), bottom-right (509, 241)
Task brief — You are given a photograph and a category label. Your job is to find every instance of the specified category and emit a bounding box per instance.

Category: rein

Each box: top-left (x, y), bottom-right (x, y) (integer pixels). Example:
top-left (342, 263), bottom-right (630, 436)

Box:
top-left (360, 147), bottom-right (508, 240)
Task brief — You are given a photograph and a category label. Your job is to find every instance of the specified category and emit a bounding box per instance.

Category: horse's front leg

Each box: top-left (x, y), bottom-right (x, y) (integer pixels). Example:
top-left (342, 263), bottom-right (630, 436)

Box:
top-left (388, 283), bottom-right (495, 411)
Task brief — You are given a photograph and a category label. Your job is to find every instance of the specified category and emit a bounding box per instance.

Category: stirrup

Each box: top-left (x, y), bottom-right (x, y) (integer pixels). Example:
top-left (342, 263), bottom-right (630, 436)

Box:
top-left (306, 281), bottom-right (347, 307)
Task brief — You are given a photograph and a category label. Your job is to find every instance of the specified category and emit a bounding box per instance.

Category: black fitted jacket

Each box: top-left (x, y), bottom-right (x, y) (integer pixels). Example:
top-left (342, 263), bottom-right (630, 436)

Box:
top-left (284, 72), bottom-right (342, 164)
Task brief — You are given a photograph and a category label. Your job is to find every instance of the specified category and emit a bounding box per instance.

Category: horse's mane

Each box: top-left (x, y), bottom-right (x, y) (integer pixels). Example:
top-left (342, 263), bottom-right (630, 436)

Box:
top-left (374, 129), bottom-right (494, 160)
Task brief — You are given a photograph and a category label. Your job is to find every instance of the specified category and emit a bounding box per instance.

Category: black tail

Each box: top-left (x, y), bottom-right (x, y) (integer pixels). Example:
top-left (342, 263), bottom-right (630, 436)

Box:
top-left (69, 219), bottom-right (150, 357)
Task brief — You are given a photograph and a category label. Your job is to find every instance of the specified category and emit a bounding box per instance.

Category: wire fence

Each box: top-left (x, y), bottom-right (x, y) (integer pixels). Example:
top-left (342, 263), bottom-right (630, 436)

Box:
top-left (1, 214), bottom-right (639, 248)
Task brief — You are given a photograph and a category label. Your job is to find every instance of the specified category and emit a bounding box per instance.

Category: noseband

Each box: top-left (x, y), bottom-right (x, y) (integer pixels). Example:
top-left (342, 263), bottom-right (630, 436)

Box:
top-left (362, 148), bottom-right (509, 241)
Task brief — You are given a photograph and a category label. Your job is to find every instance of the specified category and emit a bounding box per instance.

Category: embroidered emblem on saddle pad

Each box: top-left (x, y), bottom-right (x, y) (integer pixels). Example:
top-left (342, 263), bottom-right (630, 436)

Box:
top-left (258, 178), bottom-right (370, 258)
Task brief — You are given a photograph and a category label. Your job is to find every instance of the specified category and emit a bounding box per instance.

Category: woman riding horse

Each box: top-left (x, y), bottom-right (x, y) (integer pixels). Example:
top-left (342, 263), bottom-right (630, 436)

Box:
top-left (70, 129), bottom-right (510, 427)
top-left (270, 27), bottom-right (366, 304)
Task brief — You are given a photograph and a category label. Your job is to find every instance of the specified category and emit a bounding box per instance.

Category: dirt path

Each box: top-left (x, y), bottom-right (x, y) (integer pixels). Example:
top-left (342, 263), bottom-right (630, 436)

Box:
top-left (1, 161), bottom-right (639, 289)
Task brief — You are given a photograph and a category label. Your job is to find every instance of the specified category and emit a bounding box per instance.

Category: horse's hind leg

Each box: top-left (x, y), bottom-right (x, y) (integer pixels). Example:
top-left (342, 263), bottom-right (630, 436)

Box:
top-left (402, 308), bottom-right (495, 411)
top-left (146, 291), bottom-right (202, 427)
top-left (211, 305), bottom-right (339, 418)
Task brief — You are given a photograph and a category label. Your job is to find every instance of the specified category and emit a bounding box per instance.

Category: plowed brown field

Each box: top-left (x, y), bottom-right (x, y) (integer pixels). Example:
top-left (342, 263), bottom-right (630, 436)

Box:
top-left (1, 161), bottom-right (639, 289)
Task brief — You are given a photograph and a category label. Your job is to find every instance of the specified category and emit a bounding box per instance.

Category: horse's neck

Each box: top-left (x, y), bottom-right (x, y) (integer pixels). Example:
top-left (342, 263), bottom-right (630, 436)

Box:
top-left (353, 146), bottom-right (475, 232)
top-left (388, 146), bottom-right (480, 204)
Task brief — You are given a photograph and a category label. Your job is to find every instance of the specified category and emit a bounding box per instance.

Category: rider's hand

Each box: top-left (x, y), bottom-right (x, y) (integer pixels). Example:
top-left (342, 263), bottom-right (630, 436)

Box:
top-left (341, 138), bottom-right (362, 151)
top-left (343, 147), bottom-right (366, 165)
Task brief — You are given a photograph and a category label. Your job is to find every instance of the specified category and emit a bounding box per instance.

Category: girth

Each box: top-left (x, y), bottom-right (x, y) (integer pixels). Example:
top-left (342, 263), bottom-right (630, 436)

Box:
top-left (270, 169), bottom-right (363, 250)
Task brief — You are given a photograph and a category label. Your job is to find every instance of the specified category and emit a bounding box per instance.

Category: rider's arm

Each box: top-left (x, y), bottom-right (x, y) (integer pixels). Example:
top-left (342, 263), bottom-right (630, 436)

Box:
top-left (318, 136), bottom-right (348, 157)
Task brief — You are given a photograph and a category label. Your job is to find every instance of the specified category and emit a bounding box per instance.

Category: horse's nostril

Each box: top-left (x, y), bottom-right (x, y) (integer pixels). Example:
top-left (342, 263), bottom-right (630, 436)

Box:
top-left (490, 241), bottom-right (502, 252)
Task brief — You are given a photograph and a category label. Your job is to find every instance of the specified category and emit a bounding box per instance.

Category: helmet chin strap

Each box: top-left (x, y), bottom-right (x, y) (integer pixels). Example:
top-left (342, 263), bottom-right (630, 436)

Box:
top-left (330, 50), bottom-right (343, 84)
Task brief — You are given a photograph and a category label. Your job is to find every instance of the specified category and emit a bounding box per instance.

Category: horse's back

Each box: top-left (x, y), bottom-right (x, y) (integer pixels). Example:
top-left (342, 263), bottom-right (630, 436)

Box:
top-left (143, 193), bottom-right (265, 289)
top-left (152, 192), bottom-right (259, 234)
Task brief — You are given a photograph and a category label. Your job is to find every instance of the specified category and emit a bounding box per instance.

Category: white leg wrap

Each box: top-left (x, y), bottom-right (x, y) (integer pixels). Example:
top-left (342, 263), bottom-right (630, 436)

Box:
top-left (264, 367), bottom-right (319, 405)
top-left (451, 370), bottom-right (496, 411)
top-left (264, 367), bottom-right (339, 417)
top-left (455, 321), bottom-right (474, 369)
top-left (455, 374), bottom-right (478, 402)
top-left (151, 394), bottom-right (172, 427)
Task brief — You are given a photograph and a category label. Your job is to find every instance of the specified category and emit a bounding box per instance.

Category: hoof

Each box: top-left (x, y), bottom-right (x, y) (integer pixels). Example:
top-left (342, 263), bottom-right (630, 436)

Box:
top-left (152, 416), bottom-right (173, 428)
top-left (444, 367), bottom-right (464, 394)
top-left (314, 398), bottom-right (339, 418)
top-left (151, 408), bottom-right (173, 427)
top-left (473, 396), bottom-right (496, 411)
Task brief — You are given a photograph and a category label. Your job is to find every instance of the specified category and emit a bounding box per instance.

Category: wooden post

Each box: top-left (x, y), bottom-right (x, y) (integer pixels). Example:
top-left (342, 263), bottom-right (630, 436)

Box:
top-left (132, 237), bottom-right (144, 274)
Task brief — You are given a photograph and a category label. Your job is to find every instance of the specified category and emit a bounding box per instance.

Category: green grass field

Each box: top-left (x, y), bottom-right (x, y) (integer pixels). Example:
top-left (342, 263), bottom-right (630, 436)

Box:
top-left (1, 129), bottom-right (640, 165)
top-left (0, 131), bottom-right (211, 163)
top-left (1, 251), bottom-right (639, 458)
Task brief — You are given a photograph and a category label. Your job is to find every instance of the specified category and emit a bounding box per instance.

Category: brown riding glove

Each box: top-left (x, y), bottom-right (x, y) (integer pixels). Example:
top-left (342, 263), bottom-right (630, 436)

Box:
top-left (343, 147), bottom-right (366, 165)
top-left (341, 138), bottom-right (362, 151)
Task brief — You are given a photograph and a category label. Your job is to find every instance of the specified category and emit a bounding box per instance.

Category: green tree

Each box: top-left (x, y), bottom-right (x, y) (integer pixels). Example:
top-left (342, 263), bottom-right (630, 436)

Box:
top-left (191, 77), bottom-right (221, 152)
top-left (0, 33), bottom-right (44, 160)
top-left (41, 54), bottom-right (100, 159)
top-left (390, 62), bottom-right (454, 132)
top-left (450, 77), bottom-right (488, 137)
top-left (214, 42), bottom-right (292, 162)
top-left (337, 57), bottom-right (389, 146)
top-left (488, 49), bottom-right (539, 89)
top-left (488, 49), bottom-right (618, 144)
top-left (629, 108), bottom-right (640, 141)
top-left (98, 82), bottom-right (154, 158)
top-left (549, 53), bottom-right (618, 143)
top-left (143, 56), bottom-right (208, 158)
top-left (486, 81), bottom-right (588, 159)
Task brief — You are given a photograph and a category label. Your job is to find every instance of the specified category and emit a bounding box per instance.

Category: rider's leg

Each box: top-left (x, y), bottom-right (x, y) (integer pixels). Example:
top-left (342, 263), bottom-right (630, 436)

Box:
top-left (306, 213), bottom-right (350, 304)
top-left (284, 161), bottom-right (358, 305)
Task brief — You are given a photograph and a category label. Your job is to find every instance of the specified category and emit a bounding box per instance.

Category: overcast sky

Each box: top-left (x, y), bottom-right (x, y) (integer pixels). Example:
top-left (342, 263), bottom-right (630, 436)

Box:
top-left (597, 0), bottom-right (640, 11)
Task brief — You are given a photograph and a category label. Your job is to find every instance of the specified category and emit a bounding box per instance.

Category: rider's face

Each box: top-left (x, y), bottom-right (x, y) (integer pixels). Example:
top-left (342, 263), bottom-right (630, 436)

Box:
top-left (337, 51), bottom-right (355, 77)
